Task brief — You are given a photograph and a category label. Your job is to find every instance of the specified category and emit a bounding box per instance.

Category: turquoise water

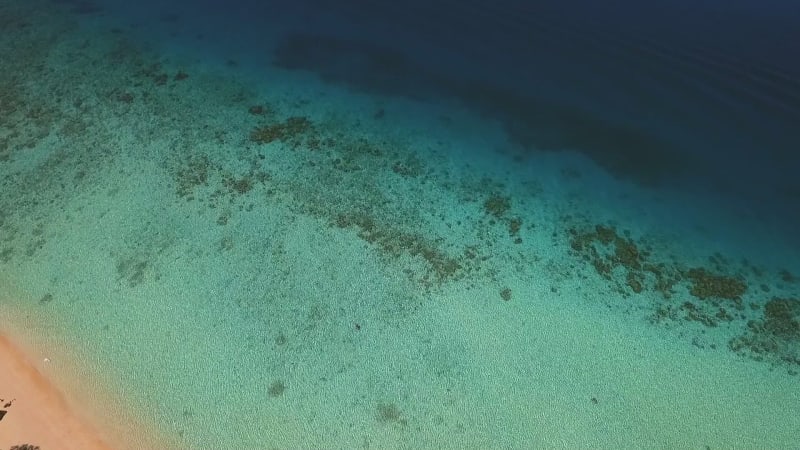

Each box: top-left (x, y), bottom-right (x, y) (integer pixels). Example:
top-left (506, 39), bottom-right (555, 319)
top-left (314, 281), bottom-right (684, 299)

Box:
top-left (1, 0), bottom-right (799, 448)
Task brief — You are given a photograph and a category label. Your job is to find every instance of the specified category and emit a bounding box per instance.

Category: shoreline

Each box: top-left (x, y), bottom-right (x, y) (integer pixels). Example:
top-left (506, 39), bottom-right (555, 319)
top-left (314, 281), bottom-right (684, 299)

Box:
top-left (0, 325), bottom-right (173, 450)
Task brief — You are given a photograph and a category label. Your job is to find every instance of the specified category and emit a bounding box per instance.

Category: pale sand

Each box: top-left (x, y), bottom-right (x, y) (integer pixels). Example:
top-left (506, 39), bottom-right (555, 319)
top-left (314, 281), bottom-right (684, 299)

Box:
top-left (0, 331), bottom-right (171, 450)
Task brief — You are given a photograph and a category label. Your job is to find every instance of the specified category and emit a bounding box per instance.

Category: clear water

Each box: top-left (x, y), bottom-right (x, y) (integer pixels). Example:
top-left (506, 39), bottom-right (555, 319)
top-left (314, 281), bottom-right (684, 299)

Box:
top-left (1, 0), bottom-right (798, 448)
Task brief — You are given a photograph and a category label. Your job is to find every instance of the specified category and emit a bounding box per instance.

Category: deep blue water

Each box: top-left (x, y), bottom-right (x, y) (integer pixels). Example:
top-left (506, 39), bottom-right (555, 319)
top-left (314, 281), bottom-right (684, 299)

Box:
top-left (61, 0), bottom-right (800, 230)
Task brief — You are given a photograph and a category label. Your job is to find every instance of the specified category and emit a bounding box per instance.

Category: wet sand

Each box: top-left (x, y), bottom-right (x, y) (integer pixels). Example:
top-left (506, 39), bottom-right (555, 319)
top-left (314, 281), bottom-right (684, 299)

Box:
top-left (0, 332), bottom-right (165, 450)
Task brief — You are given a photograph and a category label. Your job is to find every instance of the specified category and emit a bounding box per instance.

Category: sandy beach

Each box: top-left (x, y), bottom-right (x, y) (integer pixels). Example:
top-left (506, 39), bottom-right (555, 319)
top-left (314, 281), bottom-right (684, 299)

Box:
top-left (0, 331), bottom-right (163, 450)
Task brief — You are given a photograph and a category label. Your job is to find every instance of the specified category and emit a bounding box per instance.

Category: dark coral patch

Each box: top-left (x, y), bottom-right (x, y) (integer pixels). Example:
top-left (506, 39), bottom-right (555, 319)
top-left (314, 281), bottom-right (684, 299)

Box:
top-left (686, 267), bottom-right (747, 302)
top-left (729, 297), bottom-right (800, 369)
top-left (250, 116), bottom-right (313, 145)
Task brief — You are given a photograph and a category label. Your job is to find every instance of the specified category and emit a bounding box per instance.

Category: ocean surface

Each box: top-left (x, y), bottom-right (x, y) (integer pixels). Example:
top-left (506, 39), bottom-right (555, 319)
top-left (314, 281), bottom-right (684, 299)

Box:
top-left (1, 0), bottom-right (799, 447)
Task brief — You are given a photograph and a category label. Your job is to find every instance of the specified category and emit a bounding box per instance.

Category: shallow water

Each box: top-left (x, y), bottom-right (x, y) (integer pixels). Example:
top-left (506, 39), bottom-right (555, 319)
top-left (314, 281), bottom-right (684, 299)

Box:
top-left (1, 0), bottom-right (799, 448)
